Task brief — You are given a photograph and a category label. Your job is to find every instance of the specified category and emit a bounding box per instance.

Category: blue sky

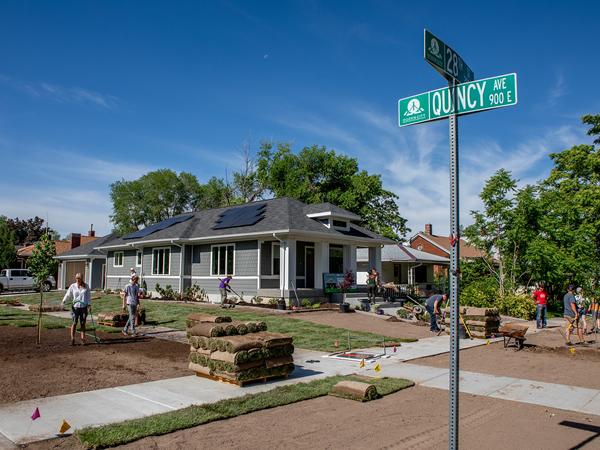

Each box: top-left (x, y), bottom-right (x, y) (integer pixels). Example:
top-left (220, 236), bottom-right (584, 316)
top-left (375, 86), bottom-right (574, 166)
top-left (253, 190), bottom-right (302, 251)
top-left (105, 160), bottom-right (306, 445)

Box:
top-left (1, 0), bottom-right (598, 238)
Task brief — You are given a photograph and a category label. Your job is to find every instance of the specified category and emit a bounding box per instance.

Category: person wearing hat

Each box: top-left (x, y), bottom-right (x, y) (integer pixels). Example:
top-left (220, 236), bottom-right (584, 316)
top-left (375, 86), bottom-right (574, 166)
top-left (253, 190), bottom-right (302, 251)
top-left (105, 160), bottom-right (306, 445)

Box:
top-left (61, 273), bottom-right (91, 345)
top-left (564, 284), bottom-right (583, 345)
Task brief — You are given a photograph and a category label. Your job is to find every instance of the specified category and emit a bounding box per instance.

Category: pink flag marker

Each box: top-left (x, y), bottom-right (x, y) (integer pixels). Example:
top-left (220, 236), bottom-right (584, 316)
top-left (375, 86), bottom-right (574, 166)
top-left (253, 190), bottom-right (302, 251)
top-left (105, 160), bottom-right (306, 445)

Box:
top-left (31, 407), bottom-right (40, 421)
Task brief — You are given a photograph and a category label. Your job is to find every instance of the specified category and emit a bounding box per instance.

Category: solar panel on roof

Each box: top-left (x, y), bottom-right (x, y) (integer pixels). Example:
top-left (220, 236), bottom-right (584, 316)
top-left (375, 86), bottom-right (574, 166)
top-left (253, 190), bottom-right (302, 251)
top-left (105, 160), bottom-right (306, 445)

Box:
top-left (212, 204), bottom-right (266, 230)
top-left (123, 214), bottom-right (194, 240)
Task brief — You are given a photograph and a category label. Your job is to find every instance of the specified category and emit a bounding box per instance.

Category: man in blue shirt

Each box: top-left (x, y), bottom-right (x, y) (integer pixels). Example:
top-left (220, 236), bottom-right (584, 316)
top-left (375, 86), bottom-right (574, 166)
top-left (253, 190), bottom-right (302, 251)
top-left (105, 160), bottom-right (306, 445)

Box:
top-left (425, 293), bottom-right (447, 332)
top-left (564, 285), bottom-right (583, 345)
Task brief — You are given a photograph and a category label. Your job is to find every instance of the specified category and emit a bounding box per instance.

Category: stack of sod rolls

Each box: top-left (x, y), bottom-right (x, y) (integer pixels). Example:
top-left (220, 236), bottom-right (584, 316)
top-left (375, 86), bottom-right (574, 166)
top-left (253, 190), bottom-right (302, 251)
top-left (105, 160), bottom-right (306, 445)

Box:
top-left (440, 307), bottom-right (500, 338)
top-left (97, 307), bottom-right (146, 327)
top-left (187, 313), bottom-right (294, 384)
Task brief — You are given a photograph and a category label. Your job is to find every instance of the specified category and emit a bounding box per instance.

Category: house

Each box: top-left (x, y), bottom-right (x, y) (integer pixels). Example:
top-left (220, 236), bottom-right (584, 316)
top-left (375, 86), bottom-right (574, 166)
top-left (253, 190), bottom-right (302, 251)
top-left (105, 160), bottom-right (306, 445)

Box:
top-left (16, 228), bottom-right (98, 268)
top-left (95, 198), bottom-right (393, 302)
top-left (409, 223), bottom-right (485, 260)
top-left (357, 244), bottom-right (449, 291)
top-left (55, 234), bottom-right (115, 290)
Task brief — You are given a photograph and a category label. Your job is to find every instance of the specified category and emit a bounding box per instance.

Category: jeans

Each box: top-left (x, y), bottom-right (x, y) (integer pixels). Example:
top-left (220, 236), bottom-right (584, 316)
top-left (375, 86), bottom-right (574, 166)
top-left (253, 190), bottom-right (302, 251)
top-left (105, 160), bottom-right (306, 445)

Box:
top-left (367, 285), bottom-right (377, 302)
top-left (426, 305), bottom-right (439, 331)
top-left (536, 304), bottom-right (547, 328)
top-left (124, 303), bottom-right (138, 334)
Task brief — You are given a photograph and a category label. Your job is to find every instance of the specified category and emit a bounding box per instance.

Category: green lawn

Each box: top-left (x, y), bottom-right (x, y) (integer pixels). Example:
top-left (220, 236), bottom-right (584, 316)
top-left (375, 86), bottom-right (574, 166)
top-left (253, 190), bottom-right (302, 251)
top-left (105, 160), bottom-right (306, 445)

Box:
top-left (77, 375), bottom-right (414, 449)
top-left (3, 292), bottom-right (416, 351)
top-left (0, 305), bottom-right (67, 329)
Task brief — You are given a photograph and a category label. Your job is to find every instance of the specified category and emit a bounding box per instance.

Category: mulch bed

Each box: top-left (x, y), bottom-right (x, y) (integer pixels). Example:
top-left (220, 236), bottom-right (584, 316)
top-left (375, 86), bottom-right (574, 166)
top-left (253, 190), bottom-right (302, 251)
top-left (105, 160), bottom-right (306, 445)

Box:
top-left (0, 326), bottom-right (190, 404)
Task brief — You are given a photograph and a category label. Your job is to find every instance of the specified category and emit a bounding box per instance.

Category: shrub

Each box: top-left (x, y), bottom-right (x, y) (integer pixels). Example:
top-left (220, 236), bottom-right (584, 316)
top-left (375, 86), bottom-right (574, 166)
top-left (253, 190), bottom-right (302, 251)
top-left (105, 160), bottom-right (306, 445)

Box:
top-left (496, 294), bottom-right (536, 320)
top-left (268, 298), bottom-right (278, 305)
top-left (301, 299), bottom-right (312, 308)
top-left (311, 303), bottom-right (321, 309)
top-left (460, 278), bottom-right (497, 308)
top-left (184, 284), bottom-right (208, 302)
top-left (396, 309), bottom-right (410, 319)
top-left (156, 284), bottom-right (176, 300)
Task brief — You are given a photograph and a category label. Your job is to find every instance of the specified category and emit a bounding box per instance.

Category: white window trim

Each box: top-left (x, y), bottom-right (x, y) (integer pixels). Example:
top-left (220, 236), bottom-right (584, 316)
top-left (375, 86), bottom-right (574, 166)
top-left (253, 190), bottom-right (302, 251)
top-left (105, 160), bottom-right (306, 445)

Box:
top-left (136, 251), bottom-right (142, 267)
top-left (271, 242), bottom-right (280, 276)
top-left (113, 251), bottom-right (124, 267)
top-left (210, 243), bottom-right (236, 276)
top-left (152, 247), bottom-right (171, 276)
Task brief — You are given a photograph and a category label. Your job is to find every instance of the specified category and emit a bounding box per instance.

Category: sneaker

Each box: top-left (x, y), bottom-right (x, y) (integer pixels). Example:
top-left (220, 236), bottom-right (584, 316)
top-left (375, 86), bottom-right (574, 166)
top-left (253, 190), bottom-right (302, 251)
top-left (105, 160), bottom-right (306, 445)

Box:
top-left (122, 330), bottom-right (128, 337)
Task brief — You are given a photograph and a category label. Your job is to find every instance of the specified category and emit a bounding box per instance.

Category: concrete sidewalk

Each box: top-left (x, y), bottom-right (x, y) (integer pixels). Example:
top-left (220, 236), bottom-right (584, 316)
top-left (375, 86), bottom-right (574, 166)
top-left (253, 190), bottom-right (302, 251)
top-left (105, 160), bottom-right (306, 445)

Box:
top-left (2, 337), bottom-right (600, 446)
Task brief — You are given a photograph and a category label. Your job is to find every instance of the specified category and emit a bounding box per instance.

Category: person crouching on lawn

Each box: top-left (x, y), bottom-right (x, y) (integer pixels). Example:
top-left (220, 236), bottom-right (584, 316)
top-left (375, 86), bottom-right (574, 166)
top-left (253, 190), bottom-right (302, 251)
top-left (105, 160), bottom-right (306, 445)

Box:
top-left (122, 275), bottom-right (141, 337)
top-left (61, 273), bottom-right (91, 346)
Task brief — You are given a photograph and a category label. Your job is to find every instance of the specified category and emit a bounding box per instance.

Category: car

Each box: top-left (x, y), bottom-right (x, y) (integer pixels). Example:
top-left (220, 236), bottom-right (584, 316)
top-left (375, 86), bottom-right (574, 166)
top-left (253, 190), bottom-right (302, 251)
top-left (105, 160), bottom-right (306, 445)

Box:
top-left (0, 268), bottom-right (56, 293)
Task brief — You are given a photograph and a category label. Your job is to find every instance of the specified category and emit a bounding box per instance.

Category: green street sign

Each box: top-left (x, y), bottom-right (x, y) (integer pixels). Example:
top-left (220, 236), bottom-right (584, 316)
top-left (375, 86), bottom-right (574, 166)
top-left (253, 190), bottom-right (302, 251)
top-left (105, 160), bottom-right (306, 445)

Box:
top-left (398, 73), bottom-right (518, 127)
top-left (424, 29), bottom-right (474, 84)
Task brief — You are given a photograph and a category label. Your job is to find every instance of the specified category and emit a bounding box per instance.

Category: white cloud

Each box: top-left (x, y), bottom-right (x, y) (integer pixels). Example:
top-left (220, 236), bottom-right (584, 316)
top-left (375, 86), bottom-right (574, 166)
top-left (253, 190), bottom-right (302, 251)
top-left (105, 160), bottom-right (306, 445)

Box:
top-left (0, 74), bottom-right (118, 109)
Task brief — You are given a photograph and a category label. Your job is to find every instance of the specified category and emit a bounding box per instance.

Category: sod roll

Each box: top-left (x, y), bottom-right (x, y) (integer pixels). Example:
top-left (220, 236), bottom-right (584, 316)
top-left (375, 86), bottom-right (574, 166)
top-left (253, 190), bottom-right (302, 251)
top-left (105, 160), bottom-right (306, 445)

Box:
top-left (187, 313), bottom-right (232, 324)
top-left (265, 355), bottom-right (294, 369)
top-left (330, 381), bottom-right (379, 402)
top-left (244, 321), bottom-right (268, 333)
top-left (210, 335), bottom-right (264, 353)
top-left (188, 323), bottom-right (227, 338)
top-left (253, 331), bottom-right (294, 348)
top-left (188, 362), bottom-right (212, 376)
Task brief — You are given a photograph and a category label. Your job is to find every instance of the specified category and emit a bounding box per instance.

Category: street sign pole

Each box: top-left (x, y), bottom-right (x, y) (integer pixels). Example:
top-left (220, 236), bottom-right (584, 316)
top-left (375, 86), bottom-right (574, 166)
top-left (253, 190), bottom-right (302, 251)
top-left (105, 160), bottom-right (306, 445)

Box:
top-left (448, 79), bottom-right (460, 450)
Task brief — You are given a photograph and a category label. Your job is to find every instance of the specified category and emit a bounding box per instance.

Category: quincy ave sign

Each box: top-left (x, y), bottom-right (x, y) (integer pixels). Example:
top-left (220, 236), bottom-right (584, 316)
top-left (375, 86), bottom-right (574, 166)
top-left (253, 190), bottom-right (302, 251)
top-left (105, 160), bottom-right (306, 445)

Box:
top-left (398, 73), bottom-right (517, 127)
top-left (424, 29), bottom-right (474, 84)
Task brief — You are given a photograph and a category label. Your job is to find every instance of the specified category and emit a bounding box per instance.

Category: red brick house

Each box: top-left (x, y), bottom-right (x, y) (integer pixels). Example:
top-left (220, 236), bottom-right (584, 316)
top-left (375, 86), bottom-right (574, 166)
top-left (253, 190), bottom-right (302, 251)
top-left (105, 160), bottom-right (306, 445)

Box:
top-left (409, 223), bottom-right (485, 261)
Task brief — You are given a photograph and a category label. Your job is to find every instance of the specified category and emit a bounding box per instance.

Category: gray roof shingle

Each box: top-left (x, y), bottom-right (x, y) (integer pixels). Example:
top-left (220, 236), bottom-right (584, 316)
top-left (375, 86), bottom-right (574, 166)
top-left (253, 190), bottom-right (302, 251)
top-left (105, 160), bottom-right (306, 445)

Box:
top-left (96, 198), bottom-right (393, 249)
top-left (56, 234), bottom-right (116, 259)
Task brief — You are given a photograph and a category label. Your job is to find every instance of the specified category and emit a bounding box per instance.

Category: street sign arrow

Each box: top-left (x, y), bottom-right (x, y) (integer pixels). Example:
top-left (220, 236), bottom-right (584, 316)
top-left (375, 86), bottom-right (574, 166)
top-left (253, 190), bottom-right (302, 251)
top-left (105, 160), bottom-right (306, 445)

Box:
top-left (424, 29), bottom-right (474, 84)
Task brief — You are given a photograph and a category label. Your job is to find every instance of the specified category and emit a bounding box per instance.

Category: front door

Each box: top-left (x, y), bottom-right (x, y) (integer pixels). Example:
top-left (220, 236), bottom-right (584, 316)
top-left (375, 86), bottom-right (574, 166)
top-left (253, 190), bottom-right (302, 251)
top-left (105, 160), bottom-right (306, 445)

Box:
top-left (305, 247), bottom-right (315, 288)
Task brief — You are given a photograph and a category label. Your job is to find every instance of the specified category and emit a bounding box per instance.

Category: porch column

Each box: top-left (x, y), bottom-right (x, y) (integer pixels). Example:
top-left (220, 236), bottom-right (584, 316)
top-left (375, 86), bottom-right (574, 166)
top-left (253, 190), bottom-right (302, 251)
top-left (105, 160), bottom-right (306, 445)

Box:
top-left (344, 244), bottom-right (357, 275)
top-left (314, 242), bottom-right (329, 289)
top-left (368, 246), bottom-right (382, 274)
top-left (88, 259), bottom-right (94, 289)
top-left (279, 239), bottom-right (296, 299)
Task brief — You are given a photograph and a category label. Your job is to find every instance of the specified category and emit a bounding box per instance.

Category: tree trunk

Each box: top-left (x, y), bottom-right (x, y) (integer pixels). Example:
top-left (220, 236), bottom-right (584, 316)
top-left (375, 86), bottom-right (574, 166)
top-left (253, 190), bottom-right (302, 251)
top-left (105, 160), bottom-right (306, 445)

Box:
top-left (37, 288), bottom-right (43, 345)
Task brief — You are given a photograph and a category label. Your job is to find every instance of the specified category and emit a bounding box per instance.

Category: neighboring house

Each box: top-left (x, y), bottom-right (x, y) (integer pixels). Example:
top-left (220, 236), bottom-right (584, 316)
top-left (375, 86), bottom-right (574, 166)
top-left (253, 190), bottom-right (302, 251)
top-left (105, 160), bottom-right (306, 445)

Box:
top-left (55, 234), bottom-right (115, 290)
top-left (357, 244), bottom-right (449, 289)
top-left (95, 198), bottom-right (392, 302)
top-left (16, 228), bottom-right (98, 268)
top-left (409, 223), bottom-right (485, 260)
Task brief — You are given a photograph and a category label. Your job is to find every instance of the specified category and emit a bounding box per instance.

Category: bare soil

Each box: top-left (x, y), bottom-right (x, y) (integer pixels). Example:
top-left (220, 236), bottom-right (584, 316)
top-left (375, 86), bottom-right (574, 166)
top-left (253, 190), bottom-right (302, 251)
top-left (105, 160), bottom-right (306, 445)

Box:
top-left (289, 310), bottom-right (433, 340)
top-left (0, 327), bottom-right (190, 403)
top-left (416, 327), bottom-right (600, 390)
top-left (32, 385), bottom-right (600, 450)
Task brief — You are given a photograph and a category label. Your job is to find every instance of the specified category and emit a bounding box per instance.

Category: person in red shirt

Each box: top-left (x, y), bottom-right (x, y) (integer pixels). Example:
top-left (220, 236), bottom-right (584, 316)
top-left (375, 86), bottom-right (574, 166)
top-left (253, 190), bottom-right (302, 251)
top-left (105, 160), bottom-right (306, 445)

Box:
top-left (533, 283), bottom-right (548, 329)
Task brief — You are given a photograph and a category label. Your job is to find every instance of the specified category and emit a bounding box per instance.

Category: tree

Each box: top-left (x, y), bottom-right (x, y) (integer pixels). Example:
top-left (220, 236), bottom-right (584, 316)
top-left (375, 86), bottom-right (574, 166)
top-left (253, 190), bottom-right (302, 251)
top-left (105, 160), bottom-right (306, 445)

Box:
top-left (110, 169), bottom-right (201, 234)
top-left (256, 142), bottom-right (409, 240)
top-left (230, 145), bottom-right (264, 204)
top-left (0, 218), bottom-right (17, 269)
top-left (28, 233), bottom-right (57, 344)
top-left (4, 216), bottom-right (54, 246)
top-left (193, 177), bottom-right (232, 210)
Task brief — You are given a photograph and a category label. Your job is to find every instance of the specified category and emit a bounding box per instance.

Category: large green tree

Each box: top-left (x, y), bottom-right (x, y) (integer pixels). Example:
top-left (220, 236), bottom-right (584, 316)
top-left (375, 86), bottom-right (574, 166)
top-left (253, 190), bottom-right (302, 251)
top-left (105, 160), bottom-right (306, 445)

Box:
top-left (110, 169), bottom-right (202, 234)
top-left (0, 218), bottom-right (17, 269)
top-left (3, 216), bottom-right (55, 245)
top-left (256, 142), bottom-right (408, 240)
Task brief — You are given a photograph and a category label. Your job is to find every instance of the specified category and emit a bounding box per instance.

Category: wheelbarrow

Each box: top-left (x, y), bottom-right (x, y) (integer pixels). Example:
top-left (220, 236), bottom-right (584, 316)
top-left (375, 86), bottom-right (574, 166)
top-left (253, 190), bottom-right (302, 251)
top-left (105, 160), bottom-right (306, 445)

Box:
top-left (498, 322), bottom-right (529, 350)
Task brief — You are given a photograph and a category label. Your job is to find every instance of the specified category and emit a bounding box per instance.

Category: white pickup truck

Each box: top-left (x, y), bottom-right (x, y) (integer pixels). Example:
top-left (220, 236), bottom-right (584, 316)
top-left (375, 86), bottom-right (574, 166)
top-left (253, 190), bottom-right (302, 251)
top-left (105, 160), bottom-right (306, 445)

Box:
top-left (0, 269), bottom-right (56, 293)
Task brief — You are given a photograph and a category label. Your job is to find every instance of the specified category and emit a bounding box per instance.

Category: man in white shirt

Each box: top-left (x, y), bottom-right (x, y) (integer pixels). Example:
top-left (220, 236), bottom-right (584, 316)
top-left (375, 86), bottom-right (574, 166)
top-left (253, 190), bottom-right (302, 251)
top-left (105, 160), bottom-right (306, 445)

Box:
top-left (62, 273), bottom-right (91, 345)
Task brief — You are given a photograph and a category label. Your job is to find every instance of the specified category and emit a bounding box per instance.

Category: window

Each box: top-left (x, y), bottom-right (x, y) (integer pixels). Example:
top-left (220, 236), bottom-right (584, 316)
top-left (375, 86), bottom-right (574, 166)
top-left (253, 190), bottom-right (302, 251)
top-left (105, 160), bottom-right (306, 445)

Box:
top-left (136, 251), bottom-right (142, 267)
top-left (318, 218), bottom-right (330, 228)
top-left (211, 244), bottom-right (234, 276)
top-left (192, 245), bottom-right (201, 264)
top-left (152, 248), bottom-right (171, 275)
top-left (332, 220), bottom-right (348, 229)
top-left (329, 245), bottom-right (344, 273)
top-left (271, 243), bottom-right (280, 275)
top-left (114, 252), bottom-right (124, 267)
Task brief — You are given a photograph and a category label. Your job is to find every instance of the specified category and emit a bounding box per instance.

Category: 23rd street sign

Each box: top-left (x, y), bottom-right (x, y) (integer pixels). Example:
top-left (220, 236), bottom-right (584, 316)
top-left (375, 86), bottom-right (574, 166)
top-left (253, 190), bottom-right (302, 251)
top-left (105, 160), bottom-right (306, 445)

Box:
top-left (398, 73), bottom-right (518, 127)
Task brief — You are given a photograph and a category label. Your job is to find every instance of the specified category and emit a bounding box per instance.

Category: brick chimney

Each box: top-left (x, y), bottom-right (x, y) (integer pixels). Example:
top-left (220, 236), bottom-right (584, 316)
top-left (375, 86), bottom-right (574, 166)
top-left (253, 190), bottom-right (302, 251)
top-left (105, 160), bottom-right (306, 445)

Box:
top-left (88, 224), bottom-right (95, 237)
top-left (70, 233), bottom-right (81, 249)
top-left (424, 223), bottom-right (433, 235)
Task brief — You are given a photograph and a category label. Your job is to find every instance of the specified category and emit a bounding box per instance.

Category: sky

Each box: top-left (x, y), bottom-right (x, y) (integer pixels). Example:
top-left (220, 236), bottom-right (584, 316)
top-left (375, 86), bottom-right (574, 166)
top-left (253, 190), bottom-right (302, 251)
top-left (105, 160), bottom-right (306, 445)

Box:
top-left (1, 0), bottom-right (598, 239)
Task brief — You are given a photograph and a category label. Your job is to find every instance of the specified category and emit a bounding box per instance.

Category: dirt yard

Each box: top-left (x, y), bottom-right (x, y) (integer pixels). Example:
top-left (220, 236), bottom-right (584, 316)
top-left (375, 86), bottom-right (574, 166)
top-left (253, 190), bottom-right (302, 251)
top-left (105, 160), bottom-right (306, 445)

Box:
top-left (290, 310), bottom-right (433, 340)
top-left (416, 327), bottom-right (600, 390)
top-left (0, 327), bottom-right (190, 403)
top-left (31, 385), bottom-right (600, 450)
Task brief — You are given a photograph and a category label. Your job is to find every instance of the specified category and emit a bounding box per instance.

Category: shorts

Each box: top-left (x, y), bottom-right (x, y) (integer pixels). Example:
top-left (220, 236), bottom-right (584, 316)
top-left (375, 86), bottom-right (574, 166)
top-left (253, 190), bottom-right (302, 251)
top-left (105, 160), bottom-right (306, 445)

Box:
top-left (564, 315), bottom-right (581, 328)
top-left (71, 306), bottom-right (88, 325)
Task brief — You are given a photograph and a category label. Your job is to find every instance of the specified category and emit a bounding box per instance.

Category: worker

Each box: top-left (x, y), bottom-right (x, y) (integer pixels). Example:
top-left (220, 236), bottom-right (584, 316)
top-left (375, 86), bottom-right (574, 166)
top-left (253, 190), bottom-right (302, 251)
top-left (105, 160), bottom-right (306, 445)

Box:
top-left (366, 267), bottom-right (380, 304)
top-left (425, 293), bottom-right (447, 332)
top-left (122, 275), bottom-right (141, 337)
top-left (532, 283), bottom-right (548, 329)
top-left (61, 273), bottom-right (91, 346)
top-left (219, 274), bottom-right (232, 305)
top-left (564, 285), bottom-right (583, 345)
